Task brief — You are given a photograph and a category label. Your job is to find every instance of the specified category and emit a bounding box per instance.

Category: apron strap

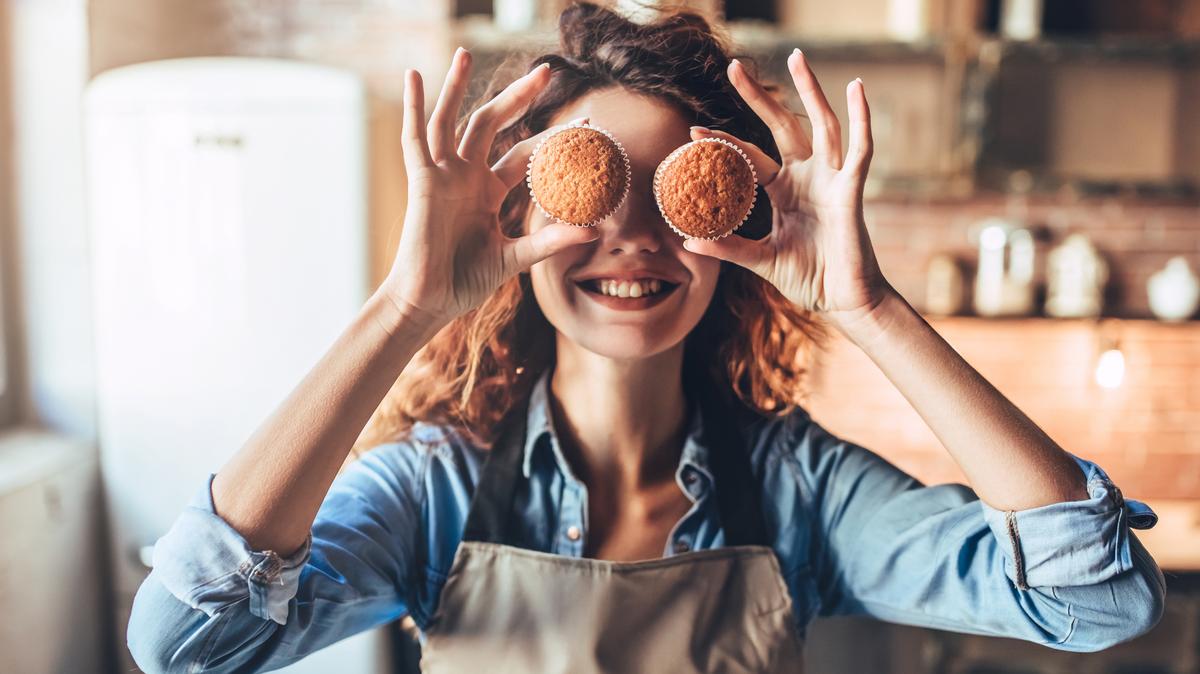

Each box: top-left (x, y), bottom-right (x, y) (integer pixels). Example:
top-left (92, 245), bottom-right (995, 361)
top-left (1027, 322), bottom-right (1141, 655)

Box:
top-left (460, 405), bottom-right (529, 545)
top-left (696, 381), bottom-right (768, 547)
top-left (461, 374), bottom-right (769, 548)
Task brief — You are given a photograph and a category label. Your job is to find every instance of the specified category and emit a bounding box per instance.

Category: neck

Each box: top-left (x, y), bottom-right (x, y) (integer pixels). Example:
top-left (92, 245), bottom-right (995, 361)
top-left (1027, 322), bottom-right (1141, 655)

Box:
top-left (549, 339), bottom-right (689, 492)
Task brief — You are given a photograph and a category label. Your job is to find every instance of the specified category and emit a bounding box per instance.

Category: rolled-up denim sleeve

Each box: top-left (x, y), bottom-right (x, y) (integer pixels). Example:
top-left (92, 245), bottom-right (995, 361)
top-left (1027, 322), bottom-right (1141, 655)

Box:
top-left (785, 413), bottom-right (1165, 653)
top-left (980, 456), bottom-right (1158, 591)
top-left (148, 474), bottom-right (313, 626)
top-left (127, 444), bottom-right (427, 674)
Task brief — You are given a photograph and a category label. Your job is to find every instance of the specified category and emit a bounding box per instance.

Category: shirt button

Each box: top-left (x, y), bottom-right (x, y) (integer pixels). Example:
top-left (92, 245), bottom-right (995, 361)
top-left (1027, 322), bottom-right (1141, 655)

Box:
top-left (566, 525), bottom-right (582, 541)
top-left (684, 471), bottom-right (699, 485)
top-left (673, 539), bottom-right (691, 554)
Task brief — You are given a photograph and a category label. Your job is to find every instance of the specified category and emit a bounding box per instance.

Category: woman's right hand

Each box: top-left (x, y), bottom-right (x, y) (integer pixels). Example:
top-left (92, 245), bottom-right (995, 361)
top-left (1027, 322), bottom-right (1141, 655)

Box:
top-left (382, 48), bottom-right (599, 329)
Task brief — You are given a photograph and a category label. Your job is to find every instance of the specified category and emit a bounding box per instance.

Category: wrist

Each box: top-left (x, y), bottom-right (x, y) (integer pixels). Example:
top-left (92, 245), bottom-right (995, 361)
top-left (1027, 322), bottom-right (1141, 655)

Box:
top-left (365, 289), bottom-right (448, 348)
top-left (826, 284), bottom-right (912, 349)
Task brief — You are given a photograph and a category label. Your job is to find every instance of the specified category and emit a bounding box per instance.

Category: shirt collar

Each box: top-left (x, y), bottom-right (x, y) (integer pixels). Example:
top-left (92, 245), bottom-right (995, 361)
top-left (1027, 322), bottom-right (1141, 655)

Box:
top-left (520, 368), bottom-right (716, 492)
top-left (520, 368), bottom-right (560, 479)
top-left (677, 407), bottom-right (716, 489)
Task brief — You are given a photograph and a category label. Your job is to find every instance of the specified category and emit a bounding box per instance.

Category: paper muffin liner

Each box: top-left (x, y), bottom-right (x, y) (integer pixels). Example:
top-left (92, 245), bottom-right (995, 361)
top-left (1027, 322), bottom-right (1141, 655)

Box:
top-left (525, 120), bottom-right (631, 228)
top-left (653, 136), bottom-right (758, 241)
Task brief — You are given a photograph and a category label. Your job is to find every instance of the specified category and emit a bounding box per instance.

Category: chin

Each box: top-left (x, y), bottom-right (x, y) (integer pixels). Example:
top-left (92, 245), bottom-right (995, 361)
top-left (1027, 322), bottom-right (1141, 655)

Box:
top-left (559, 322), bottom-right (687, 361)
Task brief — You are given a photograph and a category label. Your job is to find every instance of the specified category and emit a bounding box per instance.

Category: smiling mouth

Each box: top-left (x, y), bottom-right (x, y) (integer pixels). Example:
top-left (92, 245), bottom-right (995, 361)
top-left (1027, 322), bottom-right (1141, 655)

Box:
top-left (577, 278), bottom-right (677, 298)
top-left (574, 278), bottom-right (680, 308)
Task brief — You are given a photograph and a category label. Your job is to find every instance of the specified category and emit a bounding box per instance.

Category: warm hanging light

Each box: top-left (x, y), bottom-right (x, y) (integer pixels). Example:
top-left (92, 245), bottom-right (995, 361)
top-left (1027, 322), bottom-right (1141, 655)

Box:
top-left (1094, 320), bottom-right (1125, 389)
top-left (1094, 348), bottom-right (1125, 389)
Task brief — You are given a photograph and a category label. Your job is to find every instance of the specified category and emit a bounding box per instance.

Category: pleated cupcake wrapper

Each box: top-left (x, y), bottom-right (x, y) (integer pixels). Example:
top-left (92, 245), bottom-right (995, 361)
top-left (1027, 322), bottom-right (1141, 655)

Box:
top-left (652, 136), bottom-right (758, 241)
top-left (525, 120), bottom-right (631, 228)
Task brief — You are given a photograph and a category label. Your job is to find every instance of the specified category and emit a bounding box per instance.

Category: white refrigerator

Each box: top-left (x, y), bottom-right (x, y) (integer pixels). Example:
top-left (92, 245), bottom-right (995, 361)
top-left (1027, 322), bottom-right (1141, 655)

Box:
top-left (85, 57), bottom-right (390, 673)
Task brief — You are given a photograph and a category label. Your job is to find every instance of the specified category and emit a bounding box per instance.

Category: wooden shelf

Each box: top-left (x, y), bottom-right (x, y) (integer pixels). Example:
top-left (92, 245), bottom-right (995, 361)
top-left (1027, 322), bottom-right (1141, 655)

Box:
top-left (727, 26), bottom-right (948, 61)
top-left (1136, 499), bottom-right (1200, 571)
top-left (985, 35), bottom-right (1200, 64)
top-left (924, 315), bottom-right (1200, 328)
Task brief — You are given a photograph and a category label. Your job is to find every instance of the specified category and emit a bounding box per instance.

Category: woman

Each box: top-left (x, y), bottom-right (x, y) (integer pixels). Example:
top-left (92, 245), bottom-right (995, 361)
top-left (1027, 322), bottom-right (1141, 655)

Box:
top-left (127, 4), bottom-right (1164, 673)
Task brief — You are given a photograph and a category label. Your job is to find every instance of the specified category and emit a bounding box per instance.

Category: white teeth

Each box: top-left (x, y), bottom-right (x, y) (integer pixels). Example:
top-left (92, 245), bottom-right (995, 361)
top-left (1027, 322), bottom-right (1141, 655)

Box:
top-left (595, 279), bottom-right (666, 298)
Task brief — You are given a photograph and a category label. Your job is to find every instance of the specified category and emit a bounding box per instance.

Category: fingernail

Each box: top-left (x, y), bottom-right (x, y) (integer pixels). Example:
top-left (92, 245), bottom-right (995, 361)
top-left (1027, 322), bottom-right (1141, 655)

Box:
top-left (690, 125), bottom-right (712, 136)
top-left (792, 48), bottom-right (801, 56)
top-left (569, 116), bottom-right (589, 125)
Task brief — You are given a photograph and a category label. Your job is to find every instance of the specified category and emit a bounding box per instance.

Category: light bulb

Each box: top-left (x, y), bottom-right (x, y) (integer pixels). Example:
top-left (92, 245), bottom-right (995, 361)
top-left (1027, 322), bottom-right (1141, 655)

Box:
top-left (1095, 348), bottom-right (1125, 389)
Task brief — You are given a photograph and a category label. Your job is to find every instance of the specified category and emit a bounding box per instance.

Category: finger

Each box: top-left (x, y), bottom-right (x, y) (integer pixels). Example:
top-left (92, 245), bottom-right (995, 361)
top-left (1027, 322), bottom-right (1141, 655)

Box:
top-left (401, 69), bottom-right (434, 168)
top-left (428, 47), bottom-right (472, 163)
top-left (689, 126), bottom-right (782, 188)
top-left (727, 59), bottom-right (811, 160)
top-left (787, 49), bottom-right (842, 168)
top-left (681, 235), bottom-right (774, 280)
top-left (844, 78), bottom-right (873, 178)
top-left (459, 63), bottom-right (552, 163)
top-left (504, 222), bottom-right (599, 272)
top-left (491, 117), bottom-right (590, 189)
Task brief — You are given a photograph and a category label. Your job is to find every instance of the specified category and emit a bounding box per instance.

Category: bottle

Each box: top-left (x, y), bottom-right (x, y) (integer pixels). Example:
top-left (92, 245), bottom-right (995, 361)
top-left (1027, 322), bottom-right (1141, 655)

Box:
top-left (1148, 256), bottom-right (1200, 322)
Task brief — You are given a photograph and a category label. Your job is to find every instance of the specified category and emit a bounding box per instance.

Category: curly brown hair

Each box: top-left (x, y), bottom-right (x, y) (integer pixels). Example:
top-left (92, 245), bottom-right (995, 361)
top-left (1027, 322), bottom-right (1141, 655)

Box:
top-left (353, 2), bottom-right (823, 454)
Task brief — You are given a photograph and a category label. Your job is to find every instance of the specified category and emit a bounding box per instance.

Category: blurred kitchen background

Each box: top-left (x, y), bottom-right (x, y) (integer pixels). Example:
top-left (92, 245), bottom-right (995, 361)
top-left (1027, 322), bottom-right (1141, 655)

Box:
top-left (2, 0), bottom-right (1199, 672)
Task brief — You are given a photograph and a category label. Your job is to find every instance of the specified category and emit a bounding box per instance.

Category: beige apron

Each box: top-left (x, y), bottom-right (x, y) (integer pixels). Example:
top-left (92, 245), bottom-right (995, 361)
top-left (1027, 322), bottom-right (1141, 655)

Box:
top-left (418, 385), bottom-right (806, 673)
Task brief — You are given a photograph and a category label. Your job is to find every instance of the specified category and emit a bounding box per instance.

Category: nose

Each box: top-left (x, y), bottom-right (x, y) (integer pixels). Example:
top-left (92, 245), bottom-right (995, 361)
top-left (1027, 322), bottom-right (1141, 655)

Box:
top-left (598, 179), bottom-right (666, 255)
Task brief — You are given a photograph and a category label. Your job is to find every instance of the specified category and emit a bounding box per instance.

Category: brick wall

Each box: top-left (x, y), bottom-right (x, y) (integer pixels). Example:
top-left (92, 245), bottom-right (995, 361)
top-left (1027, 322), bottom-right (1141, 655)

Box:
top-left (806, 315), bottom-right (1200, 499)
top-left (91, 0), bottom-right (467, 95)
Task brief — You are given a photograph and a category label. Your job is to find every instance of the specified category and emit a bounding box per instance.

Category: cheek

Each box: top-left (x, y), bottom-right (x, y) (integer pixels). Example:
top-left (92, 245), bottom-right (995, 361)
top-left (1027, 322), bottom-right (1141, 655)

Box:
top-left (529, 248), bottom-right (580, 318)
top-left (529, 260), bottom-right (557, 306)
top-left (685, 256), bottom-right (723, 305)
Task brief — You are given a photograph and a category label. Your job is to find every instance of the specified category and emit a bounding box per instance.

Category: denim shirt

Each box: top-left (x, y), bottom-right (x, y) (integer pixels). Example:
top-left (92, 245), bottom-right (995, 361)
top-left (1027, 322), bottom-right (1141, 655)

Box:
top-left (128, 371), bottom-right (1166, 674)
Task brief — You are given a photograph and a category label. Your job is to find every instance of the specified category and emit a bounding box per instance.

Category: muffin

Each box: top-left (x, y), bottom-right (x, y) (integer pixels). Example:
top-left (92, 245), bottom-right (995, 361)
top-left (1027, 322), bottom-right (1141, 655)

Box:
top-left (653, 137), bottom-right (757, 240)
top-left (527, 122), bottom-right (630, 227)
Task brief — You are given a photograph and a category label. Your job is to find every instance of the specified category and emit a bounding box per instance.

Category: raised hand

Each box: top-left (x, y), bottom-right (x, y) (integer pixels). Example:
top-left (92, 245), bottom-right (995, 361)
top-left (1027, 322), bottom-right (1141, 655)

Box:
top-left (682, 50), bottom-right (891, 330)
top-left (382, 48), bottom-right (599, 328)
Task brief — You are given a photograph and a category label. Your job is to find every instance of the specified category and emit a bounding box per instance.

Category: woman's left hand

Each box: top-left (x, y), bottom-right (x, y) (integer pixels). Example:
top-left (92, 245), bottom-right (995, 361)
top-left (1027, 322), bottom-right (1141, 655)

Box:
top-left (682, 50), bottom-right (892, 332)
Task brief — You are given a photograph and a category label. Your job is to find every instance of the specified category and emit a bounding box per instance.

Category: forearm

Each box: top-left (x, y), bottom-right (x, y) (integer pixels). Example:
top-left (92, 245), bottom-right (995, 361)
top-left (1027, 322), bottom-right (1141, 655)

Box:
top-left (833, 286), bottom-right (1087, 510)
top-left (211, 289), bottom-right (444, 554)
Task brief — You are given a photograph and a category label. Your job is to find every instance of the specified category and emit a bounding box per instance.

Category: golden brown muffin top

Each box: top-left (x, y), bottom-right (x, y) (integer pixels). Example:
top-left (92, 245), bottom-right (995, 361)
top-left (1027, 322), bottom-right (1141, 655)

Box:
top-left (655, 140), bottom-right (755, 239)
top-left (529, 126), bottom-right (628, 226)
